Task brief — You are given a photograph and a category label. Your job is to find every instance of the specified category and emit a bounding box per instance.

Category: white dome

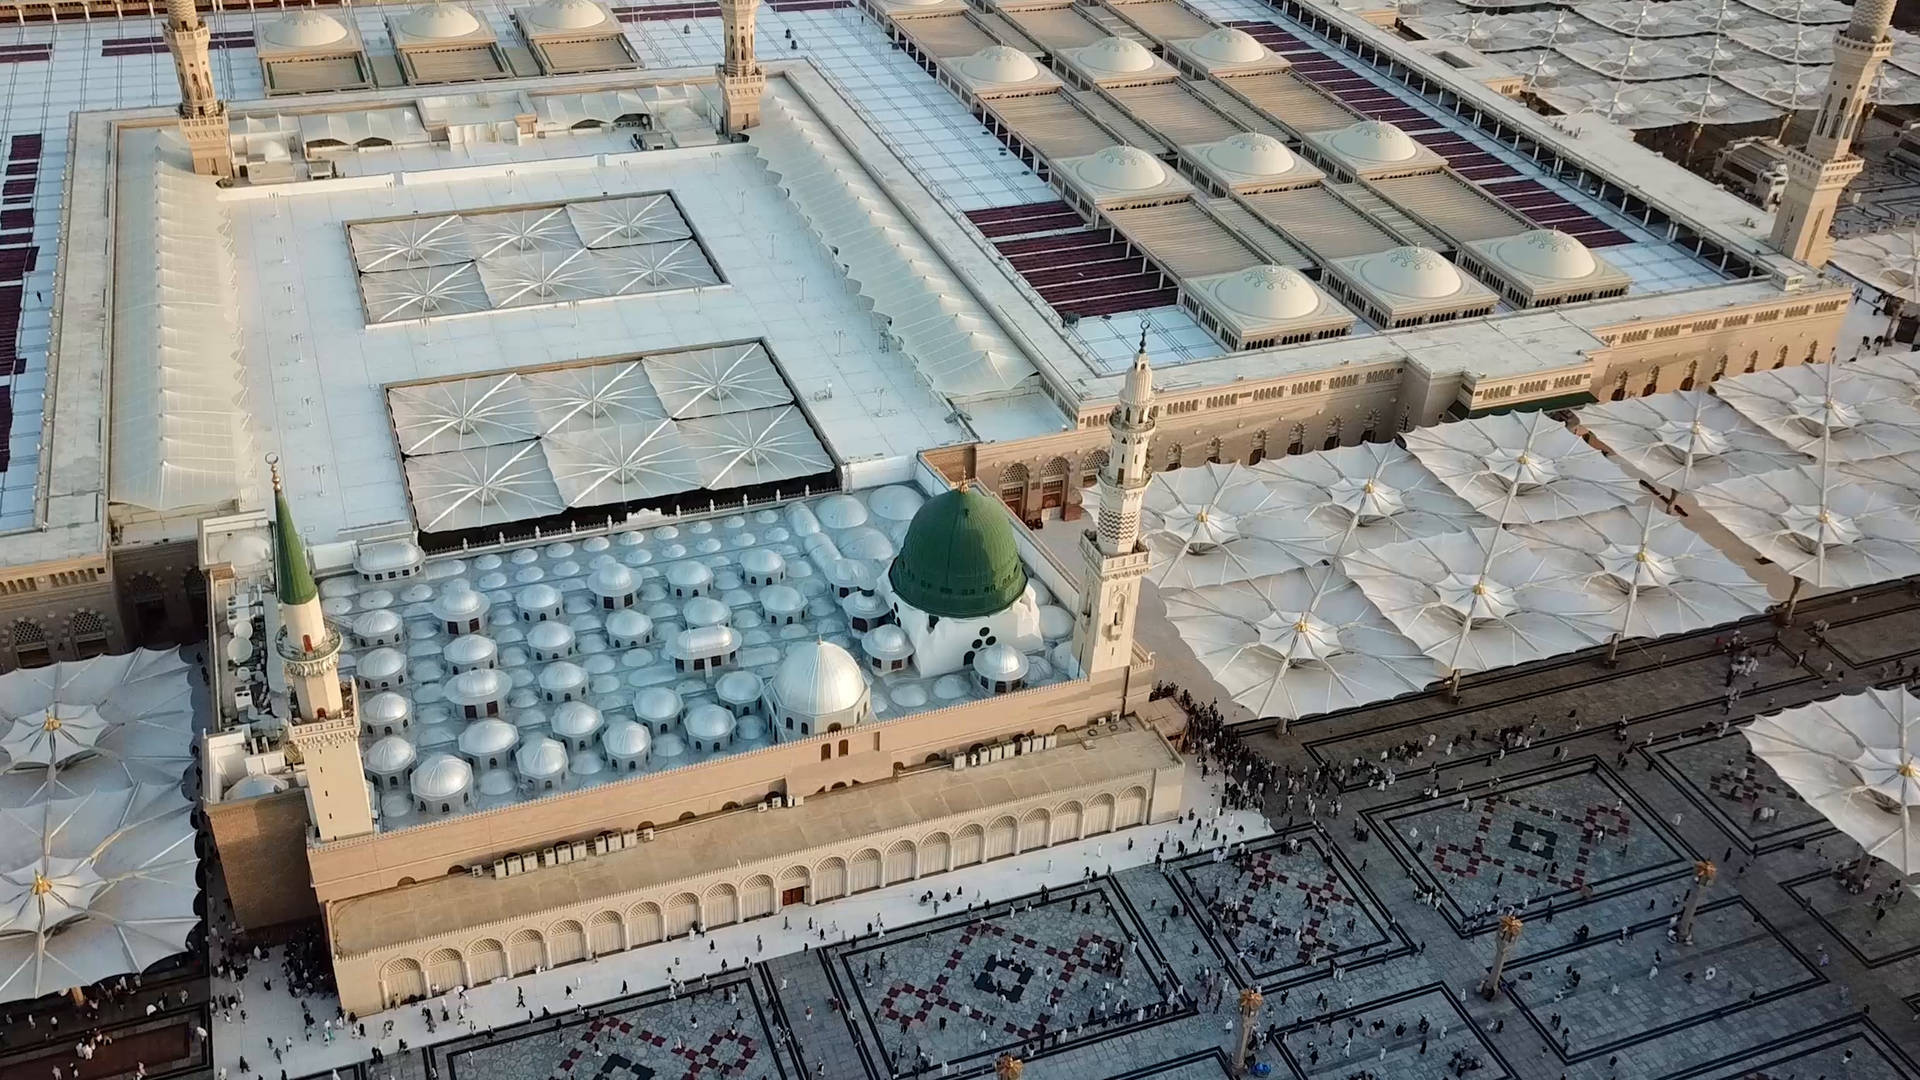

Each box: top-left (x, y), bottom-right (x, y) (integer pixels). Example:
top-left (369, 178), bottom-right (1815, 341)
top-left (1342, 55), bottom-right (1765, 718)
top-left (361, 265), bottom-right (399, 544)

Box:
top-left (1359, 246), bottom-right (1462, 299)
top-left (403, 3), bottom-right (481, 39)
top-left (1213, 265), bottom-right (1319, 320)
top-left (517, 583), bottom-right (563, 613)
top-left (365, 735), bottom-right (418, 774)
top-left (411, 753), bottom-right (474, 801)
top-left (761, 584), bottom-right (805, 617)
top-left (356, 539), bottom-right (424, 575)
top-left (538, 661), bottom-right (588, 694)
top-left (447, 667), bottom-right (511, 705)
top-left (1077, 145), bottom-right (1167, 191)
top-left (958, 45), bottom-right (1041, 84)
top-left (633, 689), bottom-right (682, 727)
top-left (1328, 120), bottom-right (1419, 163)
top-left (1079, 35), bottom-right (1156, 74)
top-left (652, 732), bottom-right (687, 758)
top-left (550, 700), bottom-right (604, 738)
top-left (972, 642), bottom-right (1030, 681)
top-left (670, 625), bottom-right (740, 659)
top-left (770, 641), bottom-right (868, 717)
top-left (266, 9), bottom-right (349, 48)
top-left (527, 621), bottom-right (576, 653)
top-left (459, 718), bottom-right (519, 758)
top-left (588, 563), bottom-right (636, 597)
top-left (224, 773), bottom-right (288, 800)
top-left (605, 609), bottom-right (653, 641)
top-left (667, 561), bottom-right (713, 592)
top-left (601, 719), bottom-right (650, 758)
top-left (868, 486), bottom-right (925, 522)
top-left (443, 634), bottom-right (498, 668)
top-left (432, 584), bottom-right (489, 621)
top-left (715, 670), bottom-right (763, 707)
top-left (358, 647), bottom-right (408, 682)
top-left (353, 609), bottom-right (403, 643)
top-left (739, 549), bottom-right (785, 579)
top-left (684, 703), bottom-right (737, 740)
top-left (1202, 131), bottom-right (1296, 178)
top-left (683, 596), bottom-right (732, 628)
top-left (363, 690), bottom-right (412, 727)
top-left (515, 736), bottom-right (569, 780)
top-left (862, 624), bottom-right (913, 661)
top-left (1189, 26), bottom-right (1265, 63)
top-left (528, 0), bottom-right (607, 30)
top-left (1498, 229), bottom-right (1597, 280)
top-left (214, 532), bottom-right (274, 571)
top-left (814, 494), bottom-right (869, 529)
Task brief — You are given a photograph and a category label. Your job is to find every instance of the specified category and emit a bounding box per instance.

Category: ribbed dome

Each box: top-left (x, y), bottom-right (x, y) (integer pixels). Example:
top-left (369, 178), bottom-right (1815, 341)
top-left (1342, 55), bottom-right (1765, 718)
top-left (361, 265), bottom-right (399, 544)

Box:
top-left (739, 549), bottom-right (785, 580)
top-left (972, 642), bottom-right (1030, 681)
top-left (527, 621), bottom-right (575, 653)
top-left (602, 719), bottom-right (650, 757)
top-left (358, 647), bottom-right (407, 682)
top-left (1328, 120), bottom-right (1419, 163)
top-left (353, 609), bottom-right (403, 643)
top-left (815, 494), bottom-right (870, 529)
top-left (605, 609), bottom-right (653, 641)
top-left (432, 584), bottom-right (488, 621)
top-left (762, 584), bottom-right (806, 618)
top-left (715, 670), bottom-right (763, 708)
top-left (517, 583), bottom-right (563, 613)
top-left (958, 44), bottom-right (1041, 83)
top-left (363, 690), bottom-right (412, 728)
top-left (550, 700), bottom-right (604, 739)
top-left (1075, 145), bottom-right (1168, 191)
top-left (1214, 265), bottom-right (1319, 320)
top-left (538, 661), bottom-right (588, 694)
top-left (588, 563), bottom-right (636, 597)
top-left (1359, 246), bottom-right (1461, 299)
top-left (1189, 26), bottom-right (1265, 63)
top-left (1201, 131), bottom-right (1296, 178)
top-left (770, 641), bottom-right (868, 716)
top-left (266, 10), bottom-right (349, 48)
top-left (863, 624), bottom-right (913, 661)
top-left (411, 753), bottom-right (473, 801)
top-left (447, 667), bottom-right (511, 704)
top-left (1497, 229), bottom-right (1596, 279)
top-left (515, 736), bottom-right (569, 780)
top-left (890, 490), bottom-right (1028, 618)
top-left (365, 735), bottom-right (418, 774)
top-left (684, 703), bottom-right (737, 740)
top-left (1079, 35), bottom-right (1156, 74)
top-left (403, 3), bottom-right (481, 39)
top-left (527, 0), bottom-right (607, 30)
top-left (459, 718), bottom-right (519, 758)
top-left (667, 562), bottom-right (713, 592)
top-left (634, 687), bottom-right (683, 722)
top-left (443, 634), bottom-right (497, 668)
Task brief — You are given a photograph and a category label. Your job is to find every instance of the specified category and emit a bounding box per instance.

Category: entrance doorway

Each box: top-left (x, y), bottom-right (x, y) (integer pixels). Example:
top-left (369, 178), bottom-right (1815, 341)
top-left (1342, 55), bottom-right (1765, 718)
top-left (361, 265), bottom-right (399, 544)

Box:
top-left (780, 886), bottom-right (807, 907)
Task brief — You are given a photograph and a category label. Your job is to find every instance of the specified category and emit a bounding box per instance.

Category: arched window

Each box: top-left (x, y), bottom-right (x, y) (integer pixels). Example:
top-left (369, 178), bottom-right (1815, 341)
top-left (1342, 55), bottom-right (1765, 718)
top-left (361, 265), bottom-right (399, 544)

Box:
top-left (12, 621), bottom-right (48, 669)
top-left (838, 739), bottom-right (849, 757)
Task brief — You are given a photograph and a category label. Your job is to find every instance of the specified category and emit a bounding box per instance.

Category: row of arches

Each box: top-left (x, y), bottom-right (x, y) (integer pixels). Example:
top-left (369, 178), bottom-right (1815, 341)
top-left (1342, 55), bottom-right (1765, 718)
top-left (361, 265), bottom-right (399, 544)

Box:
top-left (372, 787), bottom-right (1150, 1006)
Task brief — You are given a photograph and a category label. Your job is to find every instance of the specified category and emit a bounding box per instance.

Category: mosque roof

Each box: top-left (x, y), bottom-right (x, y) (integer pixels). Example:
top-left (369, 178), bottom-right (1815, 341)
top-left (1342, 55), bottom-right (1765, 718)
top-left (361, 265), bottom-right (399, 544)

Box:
top-left (889, 490), bottom-right (1029, 618)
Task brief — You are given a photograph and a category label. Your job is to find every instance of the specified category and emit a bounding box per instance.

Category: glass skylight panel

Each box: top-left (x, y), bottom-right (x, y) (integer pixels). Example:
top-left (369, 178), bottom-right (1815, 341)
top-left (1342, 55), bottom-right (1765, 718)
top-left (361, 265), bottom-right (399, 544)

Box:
top-left (644, 342), bottom-right (795, 419)
top-left (359, 263), bottom-right (491, 323)
top-left (347, 214), bottom-right (473, 272)
top-left (388, 375), bottom-right (540, 455)
top-left (402, 442), bottom-right (568, 532)
top-left (542, 420), bottom-right (702, 507)
top-left (521, 362), bottom-right (668, 434)
top-left (679, 406), bottom-right (833, 488)
top-left (566, 193), bottom-right (695, 248)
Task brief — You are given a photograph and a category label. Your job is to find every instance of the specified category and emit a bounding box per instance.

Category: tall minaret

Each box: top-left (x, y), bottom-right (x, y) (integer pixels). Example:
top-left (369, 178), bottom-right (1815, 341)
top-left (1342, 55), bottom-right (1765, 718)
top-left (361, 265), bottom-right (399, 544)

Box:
top-left (271, 459), bottom-right (374, 842)
top-left (1770, 0), bottom-right (1894, 266)
top-left (1073, 330), bottom-right (1154, 677)
top-left (715, 0), bottom-right (765, 135)
top-left (163, 0), bottom-right (233, 178)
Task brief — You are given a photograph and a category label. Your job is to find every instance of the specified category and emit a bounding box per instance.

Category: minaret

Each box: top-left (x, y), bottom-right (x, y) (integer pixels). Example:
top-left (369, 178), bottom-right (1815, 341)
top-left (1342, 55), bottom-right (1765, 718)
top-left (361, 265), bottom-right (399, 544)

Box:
top-left (163, 0), bottom-right (233, 178)
top-left (1073, 330), bottom-right (1154, 677)
top-left (271, 459), bottom-right (373, 842)
top-left (715, 0), bottom-right (765, 135)
top-left (1770, 0), bottom-right (1894, 266)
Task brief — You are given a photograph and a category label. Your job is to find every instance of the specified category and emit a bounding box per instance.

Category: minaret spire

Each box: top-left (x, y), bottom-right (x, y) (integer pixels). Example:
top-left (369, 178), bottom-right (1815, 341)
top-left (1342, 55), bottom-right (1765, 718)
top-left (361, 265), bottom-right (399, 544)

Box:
top-left (1072, 326), bottom-right (1154, 679)
top-left (269, 456), bottom-right (374, 841)
top-left (715, 0), bottom-right (765, 135)
top-left (163, 0), bottom-right (233, 178)
top-left (1770, 0), bottom-right (1894, 266)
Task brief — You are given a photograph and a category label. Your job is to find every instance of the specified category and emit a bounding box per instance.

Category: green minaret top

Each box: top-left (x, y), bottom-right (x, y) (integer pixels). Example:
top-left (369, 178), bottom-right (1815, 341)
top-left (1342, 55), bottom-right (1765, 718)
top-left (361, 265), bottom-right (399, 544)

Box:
top-left (270, 456), bottom-right (317, 607)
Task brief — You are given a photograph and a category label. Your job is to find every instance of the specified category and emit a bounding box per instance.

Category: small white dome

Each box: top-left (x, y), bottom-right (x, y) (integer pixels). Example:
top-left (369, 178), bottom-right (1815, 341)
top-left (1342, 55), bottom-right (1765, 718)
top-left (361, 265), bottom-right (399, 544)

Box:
top-left (602, 718), bottom-right (650, 758)
top-left (1079, 35), bottom-right (1156, 75)
top-left (814, 493), bottom-right (870, 529)
top-left (538, 661), bottom-right (588, 694)
top-left (715, 670), bottom-right (763, 707)
top-left (634, 687), bottom-right (683, 722)
top-left (224, 773), bottom-right (288, 800)
top-left (653, 732), bottom-right (688, 758)
top-left (411, 753), bottom-right (474, 801)
top-left (1359, 246), bottom-right (1462, 299)
top-left (550, 700), bottom-right (604, 739)
top-left (515, 736), bottom-right (569, 780)
top-left (770, 641), bottom-right (868, 717)
top-left (739, 549), bottom-right (785, 580)
top-left (1214, 265), bottom-right (1319, 320)
top-left (459, 718), bottom-right (520, 758)
top-left (443, 634), bottom-right (498, 668)
top-left (403, 3), bottom-right (481, 39)
top-left (363, 690), bottom-right (412, 728)
top-left (840, 527), bottom-right (895, 561)
top-left (1498, 229), bottom-right (1597, 279)
top-left (527, 0), bottom-right (607, 30)
top-left (1202, 131), bottom-right (1296, 178)
top-left (266, 9), bottom-right (349, 49)
top-left (667, 562), bottom-right (713, 592)
top-left (670, 625), bottom-right (741, 659)
top-left (973, 642), bottom-right (1030, 682)
top-left (867, 486), bottom-right (925, 522)
top-left (761, 584), bottom-right (806, 617)
top-left (353, 609), bottom-right (404, 644)
top-left (358, 647), bottom-right (408, 682)
top-left (862, 624), bottom-right (913, 661)
top-left (432, 583), bottom-right (489, 621)
top-left (446, 667), bottom-right (512, 706)
top-left (683, 596), bottom-right (732, 628)
top-left (958, 44), bottom-right (1041, 84)
top-left (355, 538), bottom-right (424, 576)
top-left (1077, 145), bottom-right (1167, 191)
top-left (605, 609), bottom-right (653, 641)
top-left (1328, 120), bottom-right (1419, 164)
top-left (214, 533), bottom-right (274, 572)
top-left (1189, 26), bottom-right (1265, 63)
top-left (527, 620), bottom-right (576, 652)
top-left (684, 703), bottom-right (737, 740)
top-left (365, 735), bottom-right (418, 774)
top-left (588, 563), bottom-right (636, 597)
top-left (517, 583), bottom-right (563, 613)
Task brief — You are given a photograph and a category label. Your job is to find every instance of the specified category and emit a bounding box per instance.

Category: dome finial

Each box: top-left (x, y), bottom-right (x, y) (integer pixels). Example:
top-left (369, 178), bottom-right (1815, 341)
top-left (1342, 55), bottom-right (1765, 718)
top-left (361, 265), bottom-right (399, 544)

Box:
top-left (266, 452), bottom-right (283, 494)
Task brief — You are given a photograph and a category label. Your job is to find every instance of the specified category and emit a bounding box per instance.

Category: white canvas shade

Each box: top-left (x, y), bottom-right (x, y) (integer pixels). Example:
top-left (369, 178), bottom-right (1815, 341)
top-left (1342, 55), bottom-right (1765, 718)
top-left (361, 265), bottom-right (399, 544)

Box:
top-left (1403, 410), bottom-right (1642, 523)
top-left (1745, 687), bottom-right (1920, 874)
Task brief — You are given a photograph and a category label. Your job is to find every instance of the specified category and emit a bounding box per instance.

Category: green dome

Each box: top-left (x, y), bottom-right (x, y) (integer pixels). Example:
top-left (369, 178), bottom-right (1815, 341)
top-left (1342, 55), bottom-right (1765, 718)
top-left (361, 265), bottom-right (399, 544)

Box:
top-left (888, 489), bottom-right (1029, 619)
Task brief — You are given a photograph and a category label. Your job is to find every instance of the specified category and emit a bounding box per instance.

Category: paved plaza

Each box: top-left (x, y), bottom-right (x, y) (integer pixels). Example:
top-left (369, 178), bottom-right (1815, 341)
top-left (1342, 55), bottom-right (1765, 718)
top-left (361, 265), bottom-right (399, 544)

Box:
top-left (170, 583), bottom-right (1920, 1080)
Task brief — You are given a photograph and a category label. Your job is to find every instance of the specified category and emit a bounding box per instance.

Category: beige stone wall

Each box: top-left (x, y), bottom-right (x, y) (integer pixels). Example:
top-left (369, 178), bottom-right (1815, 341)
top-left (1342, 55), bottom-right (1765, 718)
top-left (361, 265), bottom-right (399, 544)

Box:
top-left (0, 555), bottom-right (119, 672)
top-left (1586, 288), bottom-right (1851, 398)
top-left (206, 789), bottom-right (323, 929)
top-left (304, 662), bottom-right (1150, 904)
top-left (331, 756), bottom-right (1183, 1017)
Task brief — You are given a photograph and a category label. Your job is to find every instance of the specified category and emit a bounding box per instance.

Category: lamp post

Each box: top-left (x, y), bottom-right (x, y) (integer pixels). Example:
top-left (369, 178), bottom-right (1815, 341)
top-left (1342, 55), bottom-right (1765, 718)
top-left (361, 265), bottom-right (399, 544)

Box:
top-left (1234, 987), bottom-right (1265, 1076)
top-left (995, 1054), bottom-right (1023, 1080)
top-left (1676, 860), bottom-right (1717, 944)
top-left (1480, 915), bottom-right (1523, 1000)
